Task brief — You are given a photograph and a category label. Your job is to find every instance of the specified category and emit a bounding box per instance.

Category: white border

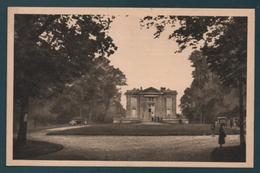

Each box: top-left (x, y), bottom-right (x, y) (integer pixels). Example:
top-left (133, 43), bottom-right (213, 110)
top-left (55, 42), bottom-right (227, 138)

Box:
top-left (6, 7), bottom-right (255, 168)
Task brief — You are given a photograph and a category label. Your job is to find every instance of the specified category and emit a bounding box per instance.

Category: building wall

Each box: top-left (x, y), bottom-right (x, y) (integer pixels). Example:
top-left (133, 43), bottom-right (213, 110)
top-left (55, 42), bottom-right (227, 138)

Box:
top-left (126, 93), bottom-right (177, 120)
top-left (172, 94), bottom-right (177, 118)
top-left (139, 95), bottom-right (145, 120)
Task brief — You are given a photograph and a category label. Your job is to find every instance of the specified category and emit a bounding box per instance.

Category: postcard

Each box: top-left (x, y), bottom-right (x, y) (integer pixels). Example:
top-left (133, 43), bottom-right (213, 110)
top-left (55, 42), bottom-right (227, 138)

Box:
top-left (6, 7), bottom-right (255, 168)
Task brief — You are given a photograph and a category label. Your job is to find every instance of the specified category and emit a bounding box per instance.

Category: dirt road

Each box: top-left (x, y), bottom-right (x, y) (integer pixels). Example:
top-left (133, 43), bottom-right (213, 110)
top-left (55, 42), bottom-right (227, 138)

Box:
top-left (29, 126), bottom-right (240, 161)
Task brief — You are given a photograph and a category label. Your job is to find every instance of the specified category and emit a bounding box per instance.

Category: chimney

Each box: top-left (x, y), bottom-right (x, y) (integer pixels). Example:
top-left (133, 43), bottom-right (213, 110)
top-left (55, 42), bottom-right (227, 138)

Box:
top-left (160, 87), bottom-right (166, 91)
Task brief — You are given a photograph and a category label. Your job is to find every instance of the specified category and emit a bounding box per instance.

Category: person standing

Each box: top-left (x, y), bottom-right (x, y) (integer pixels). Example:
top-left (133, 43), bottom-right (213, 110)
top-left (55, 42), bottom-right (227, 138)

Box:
top-left (230, 118), bottom-right (233, 128)
top-left (218, 123), bottom-right (227, 148)
top-left (211, 122), bottom-right (216, 136)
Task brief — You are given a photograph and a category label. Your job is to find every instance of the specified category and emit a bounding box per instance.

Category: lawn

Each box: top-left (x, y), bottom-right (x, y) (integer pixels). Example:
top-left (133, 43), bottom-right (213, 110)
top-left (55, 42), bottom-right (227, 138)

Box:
top-left (13, 140), bottom-right (63, 159)
top-left (211, 145), bottom-right (246, 162)
top-left (47, 123), bottom-right (240, 136)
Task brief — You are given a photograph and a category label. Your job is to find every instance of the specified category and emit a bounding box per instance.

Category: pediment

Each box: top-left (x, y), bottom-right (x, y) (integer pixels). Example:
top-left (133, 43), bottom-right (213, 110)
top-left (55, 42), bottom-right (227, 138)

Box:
top-left (141, 87), bottom-right (162, 94)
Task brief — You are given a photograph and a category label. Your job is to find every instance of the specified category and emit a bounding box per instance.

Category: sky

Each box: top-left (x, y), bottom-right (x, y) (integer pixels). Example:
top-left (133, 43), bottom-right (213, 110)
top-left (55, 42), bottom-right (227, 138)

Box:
top-left (108, 15), bottom-right (194, 113)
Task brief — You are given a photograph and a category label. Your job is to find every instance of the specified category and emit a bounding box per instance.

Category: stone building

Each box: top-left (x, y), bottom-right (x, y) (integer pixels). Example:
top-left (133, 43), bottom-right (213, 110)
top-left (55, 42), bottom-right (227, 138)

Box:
top-left (124, 87), bottom-right (177, 122)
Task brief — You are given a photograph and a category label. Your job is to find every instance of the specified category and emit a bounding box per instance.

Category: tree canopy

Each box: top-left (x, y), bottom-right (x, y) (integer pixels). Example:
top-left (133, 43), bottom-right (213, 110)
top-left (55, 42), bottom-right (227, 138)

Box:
top-left (14, 14), bottom-right (126, 145)
top-left (140, 16), bottom-right (247, 87)
top-left (15, 14), bottom-right (118, 100)
top-left (180, 51), bottom-right (239, 123)
top-left (51, 56), bottom-right (126, 123)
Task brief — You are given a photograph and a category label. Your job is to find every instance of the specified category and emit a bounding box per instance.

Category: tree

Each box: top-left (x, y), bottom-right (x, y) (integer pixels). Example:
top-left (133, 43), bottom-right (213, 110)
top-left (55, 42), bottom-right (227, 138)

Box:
top-left (15, 14), bottom-right (118, 146)
top-left (51, 58), bottom-right (126, 123)
top-left (141, 16), bottom-right (247, 146)
top-left (180, 51), bottom-right (239, 123)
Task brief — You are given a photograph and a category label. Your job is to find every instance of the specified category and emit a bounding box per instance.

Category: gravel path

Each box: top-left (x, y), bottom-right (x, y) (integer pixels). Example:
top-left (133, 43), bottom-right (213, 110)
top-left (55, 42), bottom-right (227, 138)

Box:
top-left (28, 126), bottom-right (240, 161)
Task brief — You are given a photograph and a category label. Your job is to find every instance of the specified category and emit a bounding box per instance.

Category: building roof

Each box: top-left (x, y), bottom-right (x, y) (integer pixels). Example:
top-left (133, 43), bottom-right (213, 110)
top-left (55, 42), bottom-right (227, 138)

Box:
top-left (125, 87), bottom-right (177, 95)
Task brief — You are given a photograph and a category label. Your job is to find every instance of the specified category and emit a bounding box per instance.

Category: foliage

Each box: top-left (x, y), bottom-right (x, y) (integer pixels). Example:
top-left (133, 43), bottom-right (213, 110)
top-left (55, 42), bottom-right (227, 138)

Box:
top-left (14, 14), bottom-right (124, 145)
top-left (15, 14), bottom-right (117, 100)
top-left (51, 59), bottom-right (126, 123)
top-left (140, 16), bottom-right (247, 87)
top-left (180, 51), bottom-right (239, 123)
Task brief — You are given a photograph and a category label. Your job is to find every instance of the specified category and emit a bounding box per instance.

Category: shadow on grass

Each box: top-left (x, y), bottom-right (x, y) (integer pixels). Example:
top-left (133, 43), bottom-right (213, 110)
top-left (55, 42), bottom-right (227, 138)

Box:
top-left (13, 139), bottom-right (63, 159)
top-left (211, 145), bottom-right (245, 162)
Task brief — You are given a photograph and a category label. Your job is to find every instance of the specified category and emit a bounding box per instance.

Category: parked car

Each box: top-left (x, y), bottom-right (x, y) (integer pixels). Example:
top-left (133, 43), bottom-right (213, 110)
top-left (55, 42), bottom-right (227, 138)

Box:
top-left (69, 118), bottom-right (88, 126)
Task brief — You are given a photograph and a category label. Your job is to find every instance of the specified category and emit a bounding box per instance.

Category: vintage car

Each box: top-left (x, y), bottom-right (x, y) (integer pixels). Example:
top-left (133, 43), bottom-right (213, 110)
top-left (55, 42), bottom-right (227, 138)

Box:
top-left (69, 118), bottom-right (88, 126)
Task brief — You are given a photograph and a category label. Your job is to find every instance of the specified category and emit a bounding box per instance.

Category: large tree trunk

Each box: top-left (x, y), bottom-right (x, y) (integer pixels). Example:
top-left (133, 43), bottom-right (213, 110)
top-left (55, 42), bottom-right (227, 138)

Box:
top-left (200, 111), bottom-right (203, 124)
top-left (239, 79), bottom-right (246, 147)
top-left (16, 96), bottom-right (29, 146)
top-left (102, 99), bottom-right (111, 122)
top-left (88, 104), bottom-right (93, 123)
top-left (79, 105), bottom-right (82, 118)
top-left (33, 117), bottom-right (37, 128)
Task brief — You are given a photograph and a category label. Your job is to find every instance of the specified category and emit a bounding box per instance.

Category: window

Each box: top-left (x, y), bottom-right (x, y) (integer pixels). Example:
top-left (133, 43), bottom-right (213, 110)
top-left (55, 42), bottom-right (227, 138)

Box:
top-left (147, 97), bottom-right (155, 101)
top-left (167, 109), bottom-right (171, 116)
top-left (131, 97), bottom-right (137, 108)
top-left (166, 97), bottom-right (172, 108)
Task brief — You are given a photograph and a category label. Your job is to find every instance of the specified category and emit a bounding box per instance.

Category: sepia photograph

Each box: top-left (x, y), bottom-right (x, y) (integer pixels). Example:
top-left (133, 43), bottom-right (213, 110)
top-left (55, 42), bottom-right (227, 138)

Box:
top-left (6, 7), bottom-right (254, 168)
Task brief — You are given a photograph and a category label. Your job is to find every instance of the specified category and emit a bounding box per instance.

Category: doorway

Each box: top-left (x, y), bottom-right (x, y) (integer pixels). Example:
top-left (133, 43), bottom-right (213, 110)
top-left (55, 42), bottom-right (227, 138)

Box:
top-left (148, 104), bottom-right (155, 121)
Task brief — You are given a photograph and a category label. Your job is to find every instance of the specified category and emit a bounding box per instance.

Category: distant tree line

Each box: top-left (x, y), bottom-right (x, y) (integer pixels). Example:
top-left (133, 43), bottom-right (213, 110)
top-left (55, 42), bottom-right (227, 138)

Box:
top-left (50, 60), bottom-right (126, 124)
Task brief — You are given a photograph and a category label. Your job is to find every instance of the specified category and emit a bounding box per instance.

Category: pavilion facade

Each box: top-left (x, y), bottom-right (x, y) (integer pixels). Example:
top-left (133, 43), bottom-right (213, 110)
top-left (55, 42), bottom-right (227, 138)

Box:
top-left (124, 87), bottom-right (177, 122)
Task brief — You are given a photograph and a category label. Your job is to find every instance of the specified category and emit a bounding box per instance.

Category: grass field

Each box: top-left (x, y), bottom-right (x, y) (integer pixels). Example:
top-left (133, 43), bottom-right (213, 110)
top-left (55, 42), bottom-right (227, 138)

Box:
top-left (211, 145), bottom-right (245, 162)
top-left (13, 140), bottom-right (63, 159)
top-left (47, 123), bottom-right (240, 136)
